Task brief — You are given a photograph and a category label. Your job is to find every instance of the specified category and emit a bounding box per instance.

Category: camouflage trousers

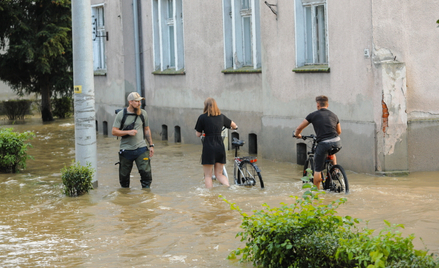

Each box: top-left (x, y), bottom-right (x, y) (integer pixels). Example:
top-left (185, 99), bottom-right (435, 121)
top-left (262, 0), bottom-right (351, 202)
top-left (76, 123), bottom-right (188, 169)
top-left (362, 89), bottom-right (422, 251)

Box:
top-left (118, 148), bottom-right (152, 188)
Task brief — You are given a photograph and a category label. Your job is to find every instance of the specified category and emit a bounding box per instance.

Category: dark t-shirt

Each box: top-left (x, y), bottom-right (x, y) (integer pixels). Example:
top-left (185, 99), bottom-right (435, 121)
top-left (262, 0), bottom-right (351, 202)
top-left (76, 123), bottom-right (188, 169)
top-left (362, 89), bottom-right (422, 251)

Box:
top-left (305, 108), bottom-right (339, 143)
top-left (195, 114), bottom-right (232, 165)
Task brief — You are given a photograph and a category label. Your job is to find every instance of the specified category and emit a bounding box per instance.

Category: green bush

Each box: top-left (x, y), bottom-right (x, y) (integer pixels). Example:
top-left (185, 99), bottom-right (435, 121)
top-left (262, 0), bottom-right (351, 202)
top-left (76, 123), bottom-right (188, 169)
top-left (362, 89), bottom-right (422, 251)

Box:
top-left (52, 96), bottom-right (73, 118)
top-left (223, 171), bottom-right (439, 268)
top-left (0, 128), bottom-right (35, 173)
top-left (1, 100), bottom-right (32, 120)
top-left (61, 161), bottom-right (94, 197)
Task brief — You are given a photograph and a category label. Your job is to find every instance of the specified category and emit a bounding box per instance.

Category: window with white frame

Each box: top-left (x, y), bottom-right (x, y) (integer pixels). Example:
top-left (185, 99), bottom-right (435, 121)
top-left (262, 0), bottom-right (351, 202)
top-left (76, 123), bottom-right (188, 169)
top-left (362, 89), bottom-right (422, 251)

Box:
top-left (92, 5), bottom-right (106, 72)
top-left (152, 0), bottom-right (185, 72)
top-left (223, 0), bottom-right (261, 70)
top-left (294, 0), bottom-right (328, 68)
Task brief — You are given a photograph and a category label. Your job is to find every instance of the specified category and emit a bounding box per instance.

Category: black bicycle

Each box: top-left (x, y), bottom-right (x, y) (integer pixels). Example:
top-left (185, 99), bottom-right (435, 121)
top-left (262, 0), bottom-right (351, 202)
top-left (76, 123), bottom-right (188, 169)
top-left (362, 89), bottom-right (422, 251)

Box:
top-left (231, 137), bottom-right (264, 188)
top-left (295, 134), bottom-right (349, 194)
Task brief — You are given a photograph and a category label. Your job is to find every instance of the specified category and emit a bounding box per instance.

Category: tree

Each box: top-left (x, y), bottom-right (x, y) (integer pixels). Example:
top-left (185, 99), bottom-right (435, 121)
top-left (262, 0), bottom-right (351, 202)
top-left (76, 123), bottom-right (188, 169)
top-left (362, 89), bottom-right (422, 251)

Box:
top-left (0, 0), bottom-right (73, 122)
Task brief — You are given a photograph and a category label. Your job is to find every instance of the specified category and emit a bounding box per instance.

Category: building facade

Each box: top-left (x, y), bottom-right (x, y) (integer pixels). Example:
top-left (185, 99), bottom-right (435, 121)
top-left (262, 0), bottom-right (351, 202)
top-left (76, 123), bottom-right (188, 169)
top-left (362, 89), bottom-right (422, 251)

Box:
top-left (92, 0), bottom-right (439, 175)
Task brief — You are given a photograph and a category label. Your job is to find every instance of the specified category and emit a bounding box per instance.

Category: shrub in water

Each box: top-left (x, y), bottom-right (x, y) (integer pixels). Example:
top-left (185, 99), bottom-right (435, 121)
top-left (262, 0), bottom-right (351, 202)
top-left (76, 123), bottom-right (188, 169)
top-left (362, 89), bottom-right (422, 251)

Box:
top-left (52, 96), bottom-right (73, 118)
top-left (223, 170), bottom-right (439, 268)
top-left (0, 128), bottom-right (35, 173)
top-left (61, 161), bottom-right (94, 197)
top-left (1, 100), bottom-right (32, 120)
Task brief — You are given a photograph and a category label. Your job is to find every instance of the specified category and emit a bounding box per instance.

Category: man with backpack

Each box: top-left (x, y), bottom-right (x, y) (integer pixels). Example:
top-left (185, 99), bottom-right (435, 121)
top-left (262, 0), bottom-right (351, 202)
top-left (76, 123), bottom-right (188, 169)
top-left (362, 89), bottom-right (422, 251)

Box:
top-left (112, 92), bottom-right (155, 188)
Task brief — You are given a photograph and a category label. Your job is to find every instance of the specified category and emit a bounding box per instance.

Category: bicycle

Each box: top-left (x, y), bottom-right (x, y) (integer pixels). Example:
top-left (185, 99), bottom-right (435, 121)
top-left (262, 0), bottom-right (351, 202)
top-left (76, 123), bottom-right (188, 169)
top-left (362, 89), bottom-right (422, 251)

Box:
top-left (294, 134), bottom-right (349, 194)
top-left (231, 137), bottom-right (264, 188)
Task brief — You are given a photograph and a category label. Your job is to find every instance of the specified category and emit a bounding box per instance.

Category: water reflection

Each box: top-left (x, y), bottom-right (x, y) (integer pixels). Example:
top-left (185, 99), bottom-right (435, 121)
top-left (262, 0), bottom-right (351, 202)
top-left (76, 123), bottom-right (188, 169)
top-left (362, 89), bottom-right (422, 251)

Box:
top-left (0, 117), bottom-right (438, 267)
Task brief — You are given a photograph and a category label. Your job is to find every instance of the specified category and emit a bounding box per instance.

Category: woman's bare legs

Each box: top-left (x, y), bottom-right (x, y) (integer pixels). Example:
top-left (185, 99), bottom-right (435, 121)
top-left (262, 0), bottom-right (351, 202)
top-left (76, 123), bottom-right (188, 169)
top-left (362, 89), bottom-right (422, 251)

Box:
top-left (203, 163), bottom-right (230, 188)
top-left (203, 165), bottom-right (214, 188)
top-left (214, 163), bottom-right (230, 187)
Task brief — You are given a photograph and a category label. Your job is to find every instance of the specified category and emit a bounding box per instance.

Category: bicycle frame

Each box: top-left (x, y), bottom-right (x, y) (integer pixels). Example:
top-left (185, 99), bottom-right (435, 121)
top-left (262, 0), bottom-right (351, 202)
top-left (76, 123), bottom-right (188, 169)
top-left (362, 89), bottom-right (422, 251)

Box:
top-left (232, 137), bottom-right (264, 188)
top-left (303, 135), bottom-right (332, 177)
top-left (296, 134), bottom-right (348, 193)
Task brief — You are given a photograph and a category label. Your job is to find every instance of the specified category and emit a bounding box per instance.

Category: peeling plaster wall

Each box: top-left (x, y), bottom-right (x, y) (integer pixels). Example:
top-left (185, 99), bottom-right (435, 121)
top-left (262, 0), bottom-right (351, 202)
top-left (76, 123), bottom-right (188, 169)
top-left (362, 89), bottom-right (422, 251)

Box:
top-left (373, 61), bottom-right (408, 172)
top-left (371, 0), bottom-right (439, 173)
top-left (94, 0), bottom-right (439, 174)
top-left (370, 0), bottom-right (439, 120)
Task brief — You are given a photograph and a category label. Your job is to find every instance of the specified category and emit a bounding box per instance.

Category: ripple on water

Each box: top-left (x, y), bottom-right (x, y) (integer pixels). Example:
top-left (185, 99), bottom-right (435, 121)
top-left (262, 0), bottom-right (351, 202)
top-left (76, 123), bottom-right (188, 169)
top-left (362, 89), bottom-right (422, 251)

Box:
top-left (0, 118), bottom-right (438, 267)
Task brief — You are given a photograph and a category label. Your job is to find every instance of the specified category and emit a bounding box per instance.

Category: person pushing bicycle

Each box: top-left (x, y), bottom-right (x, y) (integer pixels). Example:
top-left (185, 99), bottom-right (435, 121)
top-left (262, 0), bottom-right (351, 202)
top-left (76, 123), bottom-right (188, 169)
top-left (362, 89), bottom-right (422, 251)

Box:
top-left (294, 95), bottom-right (342, 190)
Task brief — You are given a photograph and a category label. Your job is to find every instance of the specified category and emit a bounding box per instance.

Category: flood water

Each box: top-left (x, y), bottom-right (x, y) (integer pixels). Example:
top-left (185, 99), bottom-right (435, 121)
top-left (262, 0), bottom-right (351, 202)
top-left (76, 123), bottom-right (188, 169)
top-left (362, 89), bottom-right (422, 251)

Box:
top-left (1, 118), bottom-right (438, 267)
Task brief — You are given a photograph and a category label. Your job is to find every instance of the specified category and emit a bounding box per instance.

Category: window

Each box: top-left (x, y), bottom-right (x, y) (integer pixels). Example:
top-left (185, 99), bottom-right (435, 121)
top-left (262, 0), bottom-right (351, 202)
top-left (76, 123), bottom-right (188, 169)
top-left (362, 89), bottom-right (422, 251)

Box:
top-left (294, 0), bottom-right (328, 70)
top-left (92, 5), bottom-right (106, 73)
top-left (222, 0), bottom-right (261, 71)
top-left (152, 0), bottom-right (185, 73)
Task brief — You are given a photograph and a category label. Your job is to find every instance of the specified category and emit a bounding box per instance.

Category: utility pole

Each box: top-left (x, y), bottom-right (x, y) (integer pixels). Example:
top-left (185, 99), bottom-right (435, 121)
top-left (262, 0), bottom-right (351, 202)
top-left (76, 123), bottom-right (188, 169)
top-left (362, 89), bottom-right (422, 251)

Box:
top-left (71, 0), bottom-right (98, 187)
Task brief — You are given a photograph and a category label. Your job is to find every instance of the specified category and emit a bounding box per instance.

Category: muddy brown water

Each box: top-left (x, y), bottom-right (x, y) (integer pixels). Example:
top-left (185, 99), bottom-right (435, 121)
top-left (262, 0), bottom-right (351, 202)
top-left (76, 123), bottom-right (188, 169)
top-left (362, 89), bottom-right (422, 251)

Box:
top-left (0, 118), bottom-right (438, 267)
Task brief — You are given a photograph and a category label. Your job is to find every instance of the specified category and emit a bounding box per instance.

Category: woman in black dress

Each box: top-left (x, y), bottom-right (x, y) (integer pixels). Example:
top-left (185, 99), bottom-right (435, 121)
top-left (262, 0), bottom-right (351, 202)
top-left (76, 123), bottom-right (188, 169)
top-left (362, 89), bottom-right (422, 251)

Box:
top-left (195, 98), bottom-right (238, 188)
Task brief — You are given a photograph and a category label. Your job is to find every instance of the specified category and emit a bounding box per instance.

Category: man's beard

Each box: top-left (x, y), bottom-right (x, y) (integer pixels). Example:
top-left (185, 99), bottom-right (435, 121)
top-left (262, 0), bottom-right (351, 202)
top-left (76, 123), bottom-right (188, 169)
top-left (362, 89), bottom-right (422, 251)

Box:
top-left (133, 107), bottom-right (141, 115)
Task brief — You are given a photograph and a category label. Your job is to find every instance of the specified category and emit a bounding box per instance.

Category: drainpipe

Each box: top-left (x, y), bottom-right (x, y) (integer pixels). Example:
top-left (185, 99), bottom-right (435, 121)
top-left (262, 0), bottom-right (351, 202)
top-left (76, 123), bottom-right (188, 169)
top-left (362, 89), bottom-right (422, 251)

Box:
top-left (133, 0), bottom-right (141, 96)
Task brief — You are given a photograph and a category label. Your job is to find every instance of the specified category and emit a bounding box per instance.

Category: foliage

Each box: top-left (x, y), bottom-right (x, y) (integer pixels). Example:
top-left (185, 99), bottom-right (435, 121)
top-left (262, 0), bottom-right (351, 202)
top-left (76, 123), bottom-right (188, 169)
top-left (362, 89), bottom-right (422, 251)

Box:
top-left (61, 161), bottom-right (94, 197)
top-left (1, 100), bottom-right (32, 120)
top-left (0, 0), bottom-right (73, 122)
top-left (223, 170), bottom-right (439, 268)
top-left (0, 128), bottom-right (35, 173)
top-left (52, 95), bottom-right (73, 118)
top-left (336, 220), bottom-right (439, 268)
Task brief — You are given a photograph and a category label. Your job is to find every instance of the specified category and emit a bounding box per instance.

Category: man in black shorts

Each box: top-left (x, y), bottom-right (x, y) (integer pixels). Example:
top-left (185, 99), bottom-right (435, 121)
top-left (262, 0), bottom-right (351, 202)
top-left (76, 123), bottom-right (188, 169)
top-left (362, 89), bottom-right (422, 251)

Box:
top-left (294, 95), bottom-right (341, 189)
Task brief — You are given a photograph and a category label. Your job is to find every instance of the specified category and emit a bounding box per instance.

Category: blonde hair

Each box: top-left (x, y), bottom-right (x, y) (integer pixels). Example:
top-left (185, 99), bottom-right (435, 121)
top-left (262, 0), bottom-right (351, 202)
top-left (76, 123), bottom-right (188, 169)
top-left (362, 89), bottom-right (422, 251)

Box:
top-left (203, 97), bottom-right (221, 116)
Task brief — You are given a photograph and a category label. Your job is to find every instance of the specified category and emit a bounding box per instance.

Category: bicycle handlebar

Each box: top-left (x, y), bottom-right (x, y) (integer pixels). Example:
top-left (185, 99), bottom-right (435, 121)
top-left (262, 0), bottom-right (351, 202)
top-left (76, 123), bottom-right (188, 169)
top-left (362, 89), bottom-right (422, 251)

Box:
top-left (292, 132), bottom-right (316, 140)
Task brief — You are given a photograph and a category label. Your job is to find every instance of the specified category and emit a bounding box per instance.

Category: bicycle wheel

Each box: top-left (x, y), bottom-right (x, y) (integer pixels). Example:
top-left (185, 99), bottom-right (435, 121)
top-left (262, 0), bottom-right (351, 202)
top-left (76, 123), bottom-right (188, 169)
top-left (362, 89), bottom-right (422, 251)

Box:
top-left (328, 164), bottom-right (349, 194)
top-left (236, 160), bottom-right (264, 188)
top-left (302, 157), bottom-right (314, 182)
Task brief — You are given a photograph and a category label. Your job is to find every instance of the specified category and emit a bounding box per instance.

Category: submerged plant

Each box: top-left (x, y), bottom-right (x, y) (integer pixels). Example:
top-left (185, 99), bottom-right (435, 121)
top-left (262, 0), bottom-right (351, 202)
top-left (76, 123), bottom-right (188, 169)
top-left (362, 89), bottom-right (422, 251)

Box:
top-left (222, 170), bottom-right (439, 267)
top-left (61, 161), bottom-right (94, 197)
top-left (0, 128), bottom-right (35, 173)
top-left (52, 96), bottom-right (73, 118)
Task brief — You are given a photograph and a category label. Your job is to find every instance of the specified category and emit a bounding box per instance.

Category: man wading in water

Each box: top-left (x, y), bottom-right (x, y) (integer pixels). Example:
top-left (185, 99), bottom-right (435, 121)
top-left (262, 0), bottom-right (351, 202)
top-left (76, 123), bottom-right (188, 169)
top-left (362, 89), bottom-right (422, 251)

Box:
top-left (112, 92), bottom-right (155, 188)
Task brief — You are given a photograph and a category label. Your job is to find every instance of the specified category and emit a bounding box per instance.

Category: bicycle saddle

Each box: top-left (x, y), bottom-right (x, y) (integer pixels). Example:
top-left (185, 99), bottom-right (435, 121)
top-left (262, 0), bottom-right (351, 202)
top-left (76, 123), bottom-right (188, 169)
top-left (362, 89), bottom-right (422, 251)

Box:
top-left (328, 146), bottom-right (342, 155)
top-left (232, 137), bottom-right (245, 147)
